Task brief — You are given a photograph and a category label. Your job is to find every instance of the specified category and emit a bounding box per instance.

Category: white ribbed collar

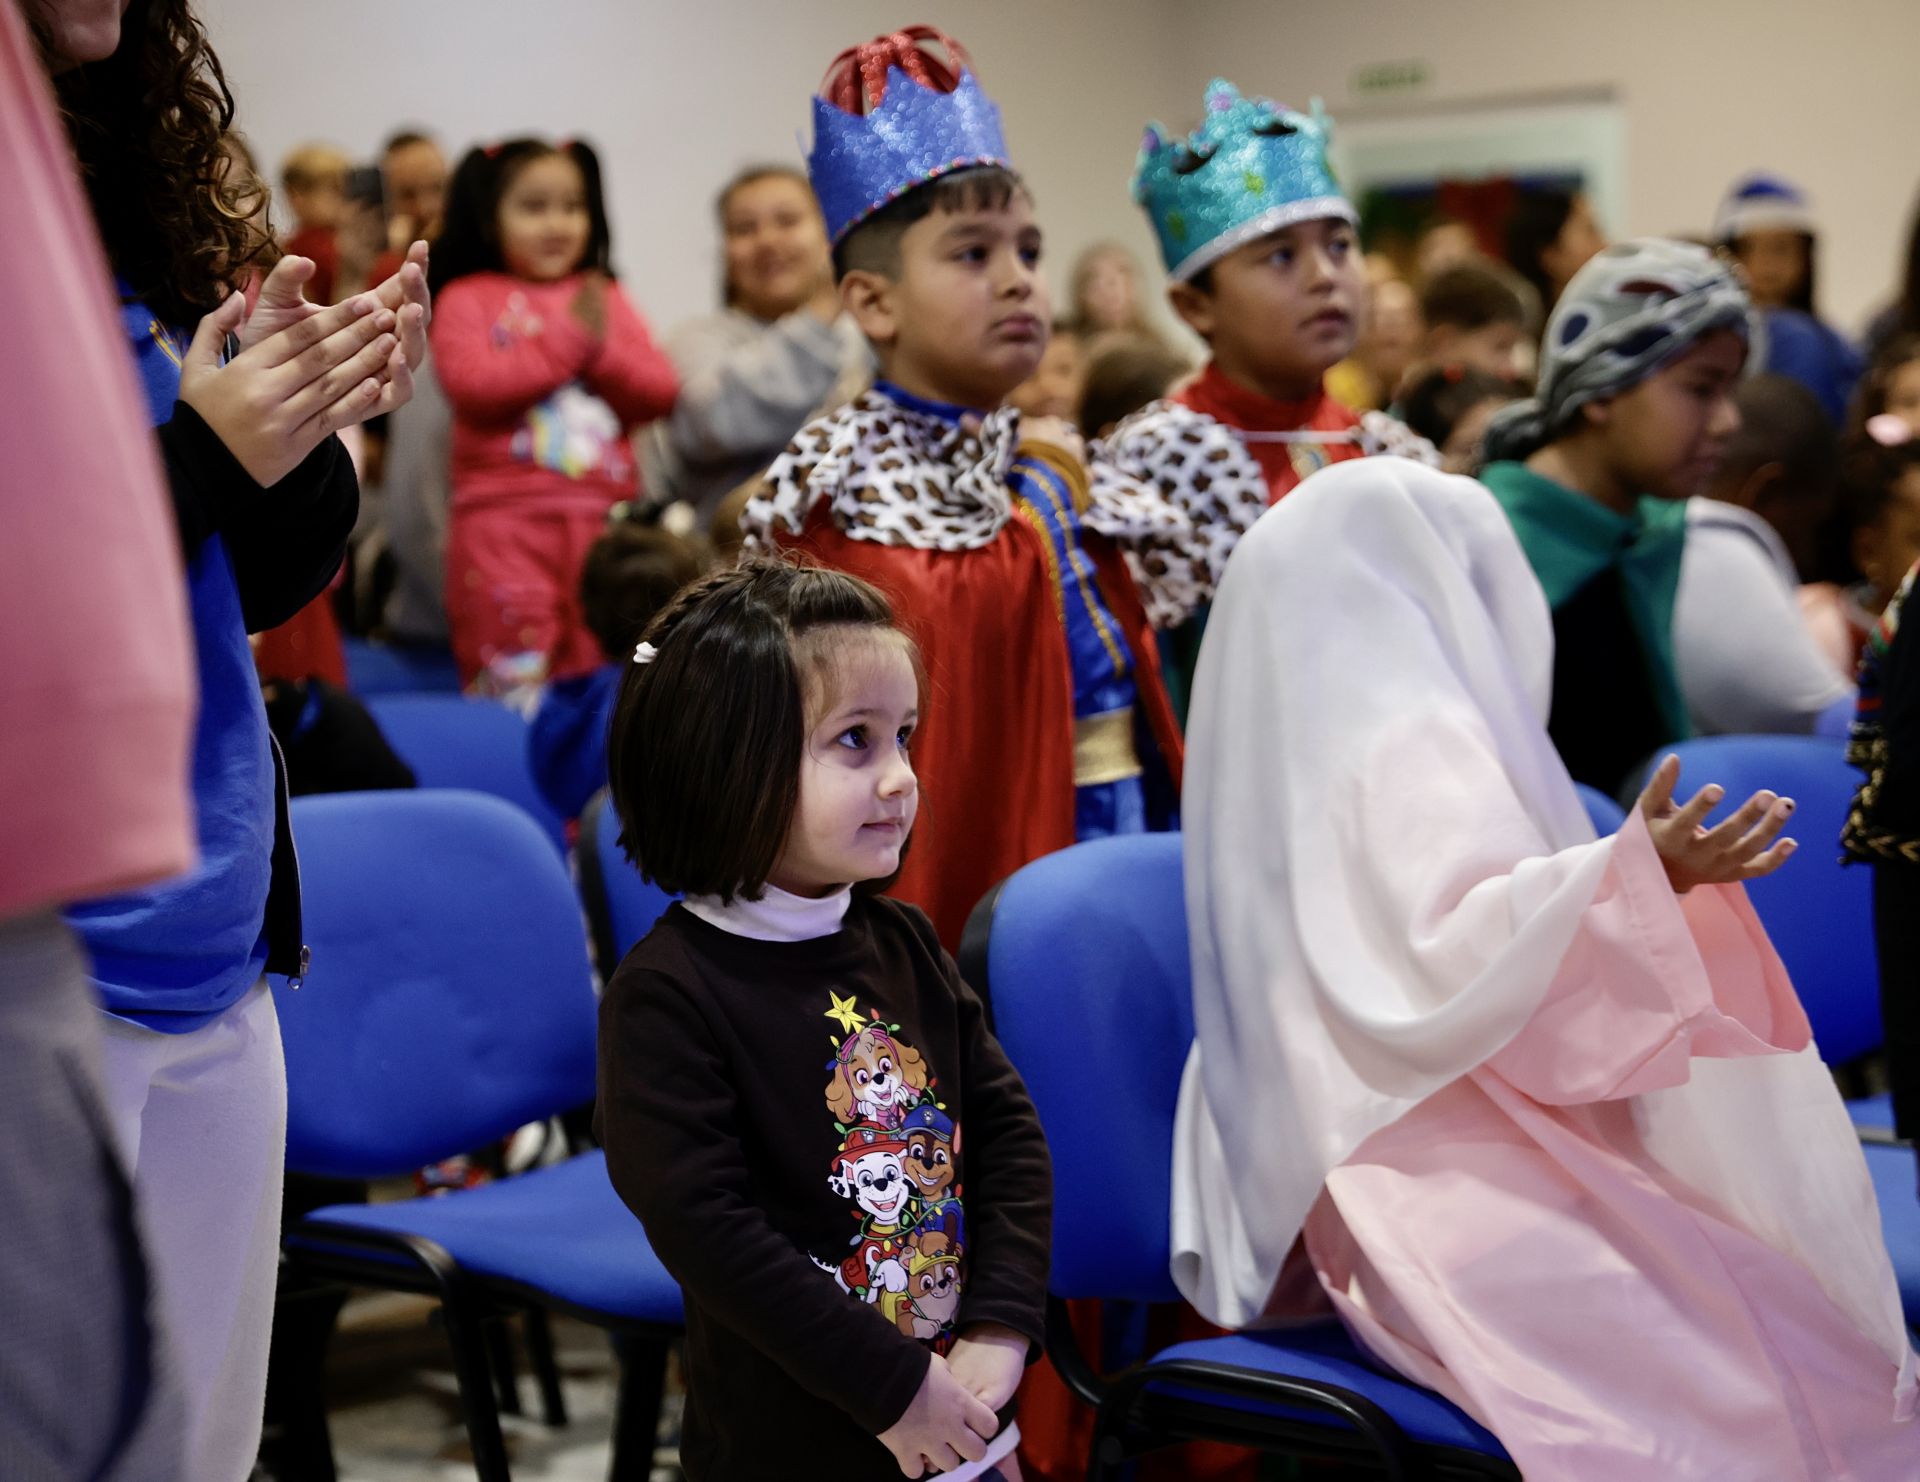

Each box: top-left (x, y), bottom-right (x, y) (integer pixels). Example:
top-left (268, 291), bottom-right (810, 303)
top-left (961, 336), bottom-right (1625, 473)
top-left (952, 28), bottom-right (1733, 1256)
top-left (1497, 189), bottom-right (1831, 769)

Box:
top-left (683, 883), bottom-right (853, 942)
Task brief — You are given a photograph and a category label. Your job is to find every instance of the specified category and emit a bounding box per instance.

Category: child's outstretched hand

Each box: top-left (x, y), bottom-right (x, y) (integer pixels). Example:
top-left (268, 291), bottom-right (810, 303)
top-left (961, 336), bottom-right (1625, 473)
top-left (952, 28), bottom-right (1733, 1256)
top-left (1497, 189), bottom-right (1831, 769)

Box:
top-left (945, 1322), bottom-right (1027, 1412)
top-left (1636, 753), bottom-right (1797, 894)
top-left (877, 1352), bottom-right (998, 1478)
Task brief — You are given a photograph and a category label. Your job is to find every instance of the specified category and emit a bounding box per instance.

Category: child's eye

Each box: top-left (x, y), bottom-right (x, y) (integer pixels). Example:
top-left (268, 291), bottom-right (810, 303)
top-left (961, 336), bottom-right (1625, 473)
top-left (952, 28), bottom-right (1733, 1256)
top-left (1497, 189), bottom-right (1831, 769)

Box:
top-left (1019, 245), bottom-right (1042, 269)
top-left (836, 725), bottom-right (868, 751)
top-left (1268, 246), bottom-right (1297, 267)
top-left (1328, 233), bottom-right (1355, 259)
top-left (896, 725), bottom-right (915, 749)
top-left (955, 245), bottom-right (989, 264)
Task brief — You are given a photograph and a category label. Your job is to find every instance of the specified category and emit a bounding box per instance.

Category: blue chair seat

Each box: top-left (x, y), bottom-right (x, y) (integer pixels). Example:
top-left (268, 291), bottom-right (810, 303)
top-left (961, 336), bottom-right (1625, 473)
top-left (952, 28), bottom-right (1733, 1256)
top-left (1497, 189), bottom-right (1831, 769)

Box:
top-left (1850, 1092), bottom-right (1898, 1139)
top-left (1863, 1142), bottom-right (1920, 1323)
top-left (1144, 1326), bottom-right (1508, 1458)
top-left (342, 637), bottom-right (462, 695)
top-left (290, 1151), bottom-right (683, 1327)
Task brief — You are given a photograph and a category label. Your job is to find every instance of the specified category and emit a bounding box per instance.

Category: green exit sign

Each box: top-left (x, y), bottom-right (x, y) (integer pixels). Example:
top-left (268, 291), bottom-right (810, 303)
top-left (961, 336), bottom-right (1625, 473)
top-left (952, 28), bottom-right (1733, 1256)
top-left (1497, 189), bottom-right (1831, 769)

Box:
top-left (1353, 60), bottom-right (1430, 96)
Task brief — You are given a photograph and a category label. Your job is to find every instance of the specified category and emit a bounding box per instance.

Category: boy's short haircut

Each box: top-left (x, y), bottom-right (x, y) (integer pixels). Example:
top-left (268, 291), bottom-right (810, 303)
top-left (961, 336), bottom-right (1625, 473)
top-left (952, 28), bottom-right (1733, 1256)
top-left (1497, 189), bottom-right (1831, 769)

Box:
top-left (832, 165), bottom-right (1025, 281)
top-left (607, 558), bottom-right (918, 903)
top-left (1396, 364), bottom-right (1524, 450)
top-left (1079, 335), bottom-right (1192, 437)
top-left (579, 521), bottom-right (706, 662)
top-left (1419, 261), bottom-right (1530, 332)
top-left (1713, 375), bottom-right (1838, 501)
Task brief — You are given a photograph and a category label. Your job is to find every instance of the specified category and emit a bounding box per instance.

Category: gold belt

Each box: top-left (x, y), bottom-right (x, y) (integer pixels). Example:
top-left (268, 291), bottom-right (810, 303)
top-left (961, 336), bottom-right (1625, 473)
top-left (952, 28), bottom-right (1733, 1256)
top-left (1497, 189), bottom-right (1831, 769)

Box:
top-left (1075, 707), bottom-right (1143, 787)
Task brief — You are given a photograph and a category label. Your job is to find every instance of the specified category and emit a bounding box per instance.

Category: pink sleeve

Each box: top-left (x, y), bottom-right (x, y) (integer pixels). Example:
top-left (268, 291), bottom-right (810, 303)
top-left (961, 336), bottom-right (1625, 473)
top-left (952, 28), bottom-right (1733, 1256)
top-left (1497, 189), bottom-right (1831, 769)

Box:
top-left (1481, 809), bottom-right (1811, 1106)
top-left (431, 277), bottom-right (597, 422)
top-left (581, 284), bottom-right (679, 428)
top-left (0, 0), bottom-right (195, 916)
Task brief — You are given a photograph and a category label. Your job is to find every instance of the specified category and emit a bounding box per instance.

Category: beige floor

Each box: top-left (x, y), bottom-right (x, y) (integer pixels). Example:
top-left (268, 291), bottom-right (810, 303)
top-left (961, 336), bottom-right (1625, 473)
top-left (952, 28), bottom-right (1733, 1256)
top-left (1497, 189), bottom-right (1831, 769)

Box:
top-left (316, 1293), bottom-right (683, 1482)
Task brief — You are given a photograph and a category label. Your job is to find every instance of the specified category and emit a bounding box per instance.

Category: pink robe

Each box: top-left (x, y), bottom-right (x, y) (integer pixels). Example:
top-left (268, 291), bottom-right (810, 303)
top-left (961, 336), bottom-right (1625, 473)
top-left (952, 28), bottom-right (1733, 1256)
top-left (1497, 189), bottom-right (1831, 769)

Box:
top-left (1304, 812), bottom-right (1919, 1480)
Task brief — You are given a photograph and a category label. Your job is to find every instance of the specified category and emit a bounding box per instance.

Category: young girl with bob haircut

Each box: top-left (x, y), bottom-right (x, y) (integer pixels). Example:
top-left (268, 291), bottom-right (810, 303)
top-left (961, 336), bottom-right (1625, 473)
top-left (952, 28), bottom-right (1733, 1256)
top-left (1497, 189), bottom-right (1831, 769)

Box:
top-left (596, 558), bottom-right (1051, 1482)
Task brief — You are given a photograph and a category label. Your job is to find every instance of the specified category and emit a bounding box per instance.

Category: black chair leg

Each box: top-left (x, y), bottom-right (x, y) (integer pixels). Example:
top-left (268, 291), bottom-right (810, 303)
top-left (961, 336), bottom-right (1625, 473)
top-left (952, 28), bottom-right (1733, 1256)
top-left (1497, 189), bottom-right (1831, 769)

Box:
top-left (441, 1295), bottom-right (514, 1482)
top-left (259, 1281), bottom-right (348, 1482)
top-left (608, 1334), bottom-right (669, 1482)
top-left (523, 1308), bottom-right (569, 1427)
top-left (486, 1316), bottom-right (523, 1417)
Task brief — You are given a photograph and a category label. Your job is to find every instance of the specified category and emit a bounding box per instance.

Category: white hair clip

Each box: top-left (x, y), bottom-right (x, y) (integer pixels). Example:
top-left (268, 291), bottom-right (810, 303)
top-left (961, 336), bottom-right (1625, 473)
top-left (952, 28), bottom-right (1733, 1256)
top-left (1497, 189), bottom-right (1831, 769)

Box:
top-left (633, 641), bottom-right (658, 666)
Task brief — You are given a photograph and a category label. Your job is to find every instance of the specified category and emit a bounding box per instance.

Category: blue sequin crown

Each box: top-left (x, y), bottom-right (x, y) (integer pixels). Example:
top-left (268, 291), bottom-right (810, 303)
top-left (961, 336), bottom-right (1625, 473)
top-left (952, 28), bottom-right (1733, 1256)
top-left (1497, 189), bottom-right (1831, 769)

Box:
top-left (808, 67), bottom-right (1012, 247)
top-left (1131, 79), bottom-right (1355, 282)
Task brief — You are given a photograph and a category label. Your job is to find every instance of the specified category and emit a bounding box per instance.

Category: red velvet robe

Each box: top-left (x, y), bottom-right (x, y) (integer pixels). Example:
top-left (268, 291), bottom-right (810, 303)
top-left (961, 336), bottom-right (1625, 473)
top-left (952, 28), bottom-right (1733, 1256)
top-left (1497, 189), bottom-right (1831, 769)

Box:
top-left (776, 503), bottom-right (1182, 953)
top-left (1175, 361), bottom-right (1365, 503)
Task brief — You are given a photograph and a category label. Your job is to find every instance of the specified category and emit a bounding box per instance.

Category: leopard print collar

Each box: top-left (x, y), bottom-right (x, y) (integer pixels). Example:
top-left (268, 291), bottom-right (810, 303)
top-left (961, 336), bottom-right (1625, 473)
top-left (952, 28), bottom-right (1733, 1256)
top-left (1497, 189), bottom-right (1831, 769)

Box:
top-left (744, 389), bottom-right (1192, 559)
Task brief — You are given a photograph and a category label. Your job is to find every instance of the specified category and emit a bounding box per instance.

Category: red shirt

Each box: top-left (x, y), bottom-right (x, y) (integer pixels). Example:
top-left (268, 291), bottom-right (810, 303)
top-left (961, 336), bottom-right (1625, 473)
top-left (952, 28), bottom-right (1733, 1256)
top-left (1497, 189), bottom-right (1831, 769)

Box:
top-left (431, 271), bottom-right (679, 511)
top-left (1175, 361), bottom-right (1364, 503)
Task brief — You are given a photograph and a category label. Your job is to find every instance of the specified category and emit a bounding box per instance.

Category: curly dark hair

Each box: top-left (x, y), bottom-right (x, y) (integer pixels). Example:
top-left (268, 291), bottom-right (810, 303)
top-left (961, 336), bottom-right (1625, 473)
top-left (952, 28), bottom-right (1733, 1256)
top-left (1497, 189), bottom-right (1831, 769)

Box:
top-left (46, 0), bottom-right (275, 329)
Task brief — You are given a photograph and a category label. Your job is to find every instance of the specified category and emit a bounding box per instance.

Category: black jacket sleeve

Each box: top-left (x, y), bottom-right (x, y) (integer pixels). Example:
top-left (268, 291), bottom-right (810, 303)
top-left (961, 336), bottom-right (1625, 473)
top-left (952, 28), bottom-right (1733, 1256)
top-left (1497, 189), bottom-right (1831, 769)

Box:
top-left (156, 401), bottom-right (359, 633)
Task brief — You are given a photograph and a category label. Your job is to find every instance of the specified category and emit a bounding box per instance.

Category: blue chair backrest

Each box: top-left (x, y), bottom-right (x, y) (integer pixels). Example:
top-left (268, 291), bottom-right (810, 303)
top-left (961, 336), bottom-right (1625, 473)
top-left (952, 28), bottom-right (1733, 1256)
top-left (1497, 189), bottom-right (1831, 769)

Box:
top-left (341, 637), bottom-right (462, 696)
top-left (279, 790), bottom-right (600, 1180)
top-left (980, 833), bottom-right (1191, 1303)
top-left (1663, 735), bottom-right (1879, 1063)
top-left (579, 790), bottom-right (676, 978)
top-left (1575, 783), bottom-right (1628, 836)
top-left (364, 694), bottom-right (567, 852)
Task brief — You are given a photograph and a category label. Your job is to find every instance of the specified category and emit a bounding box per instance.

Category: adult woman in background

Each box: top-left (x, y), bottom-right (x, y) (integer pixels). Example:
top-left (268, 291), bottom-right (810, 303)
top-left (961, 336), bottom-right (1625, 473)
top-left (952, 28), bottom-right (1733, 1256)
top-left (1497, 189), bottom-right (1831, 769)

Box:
top-left (647, 164), bottom-right (868, 524)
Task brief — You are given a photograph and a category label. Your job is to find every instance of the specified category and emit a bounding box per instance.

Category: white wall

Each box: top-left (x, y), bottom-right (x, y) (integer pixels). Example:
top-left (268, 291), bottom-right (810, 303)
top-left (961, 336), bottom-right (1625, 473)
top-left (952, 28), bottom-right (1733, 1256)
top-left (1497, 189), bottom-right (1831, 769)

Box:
top-left (1155, 0), bottom-right (1920, 334)
top-left (196, 0), bottom-right (1184, 338)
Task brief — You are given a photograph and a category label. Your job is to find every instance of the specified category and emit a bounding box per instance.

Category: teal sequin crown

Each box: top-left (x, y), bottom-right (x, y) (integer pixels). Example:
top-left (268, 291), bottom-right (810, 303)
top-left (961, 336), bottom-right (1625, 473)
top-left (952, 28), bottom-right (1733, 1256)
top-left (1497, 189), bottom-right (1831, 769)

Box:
top-left (1131, 80), bottom-right (1355, 282)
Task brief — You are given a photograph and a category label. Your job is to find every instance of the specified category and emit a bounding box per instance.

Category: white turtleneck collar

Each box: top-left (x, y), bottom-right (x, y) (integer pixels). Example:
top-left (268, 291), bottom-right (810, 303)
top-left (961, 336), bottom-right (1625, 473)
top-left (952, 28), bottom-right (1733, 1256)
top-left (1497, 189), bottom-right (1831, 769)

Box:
top-left (683, 883), bottom-right (853, 943)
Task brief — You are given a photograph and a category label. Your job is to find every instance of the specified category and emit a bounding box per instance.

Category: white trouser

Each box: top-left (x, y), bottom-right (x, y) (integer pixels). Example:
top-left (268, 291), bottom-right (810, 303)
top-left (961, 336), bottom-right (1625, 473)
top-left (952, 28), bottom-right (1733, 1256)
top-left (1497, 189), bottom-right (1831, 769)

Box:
top-left (99, 981), bottom-right (287, 1482)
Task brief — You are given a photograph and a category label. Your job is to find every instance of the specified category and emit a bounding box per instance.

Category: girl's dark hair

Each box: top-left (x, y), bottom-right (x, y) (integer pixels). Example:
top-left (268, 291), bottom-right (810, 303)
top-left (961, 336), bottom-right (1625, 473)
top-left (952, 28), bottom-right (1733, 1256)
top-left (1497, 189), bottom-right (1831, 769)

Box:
top-left (608, 558), bottom-right (917, 902)
top-left (47, 0), bottom-right (275, 328)
top-left (1396, 364), bottom-right (1524, 451)
top-left (1848, 332), bottom-right (1920, 437)
top-left (428, 137), bottom-right (613, 297)
top-left (1503, 186), bottom-right (1577, 310)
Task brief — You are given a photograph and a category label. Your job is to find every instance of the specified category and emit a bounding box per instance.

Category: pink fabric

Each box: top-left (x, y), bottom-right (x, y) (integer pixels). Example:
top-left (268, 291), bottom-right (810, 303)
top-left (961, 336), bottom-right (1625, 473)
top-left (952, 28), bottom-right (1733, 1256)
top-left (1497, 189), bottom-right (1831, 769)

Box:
top-left (444, 502), bottom-right (610, 686)
top-left (1303, 812), bottom-right (1917, 1479)
top-left (432, 271), bottom-right (678, 512)
top-left (0, 3), bottom-right (195, 919)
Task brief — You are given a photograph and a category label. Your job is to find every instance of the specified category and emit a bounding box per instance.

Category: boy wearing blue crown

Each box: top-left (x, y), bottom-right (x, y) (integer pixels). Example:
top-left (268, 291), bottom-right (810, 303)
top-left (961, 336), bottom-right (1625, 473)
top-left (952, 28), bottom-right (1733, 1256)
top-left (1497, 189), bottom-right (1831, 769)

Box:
top-left (744, 28), bottom-right (1194, 956)
top-left (1102, 82), bottom-right (1434, 711)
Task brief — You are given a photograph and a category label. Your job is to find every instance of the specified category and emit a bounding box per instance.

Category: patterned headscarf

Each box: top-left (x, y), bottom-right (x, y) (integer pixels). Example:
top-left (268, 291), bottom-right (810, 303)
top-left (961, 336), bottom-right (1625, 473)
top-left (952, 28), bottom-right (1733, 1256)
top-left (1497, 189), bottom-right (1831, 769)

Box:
top-left (1483, 238), bottom-right (1760, 463)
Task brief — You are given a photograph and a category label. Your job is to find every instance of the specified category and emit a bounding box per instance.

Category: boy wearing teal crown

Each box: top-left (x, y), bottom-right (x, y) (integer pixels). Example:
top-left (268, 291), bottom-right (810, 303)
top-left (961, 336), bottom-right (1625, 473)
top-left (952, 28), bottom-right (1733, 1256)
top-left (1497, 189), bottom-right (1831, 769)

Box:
top-left (1102, 81), bottom-right (1434, 712)
top-left (744, 28), bottom-right (1194, 959)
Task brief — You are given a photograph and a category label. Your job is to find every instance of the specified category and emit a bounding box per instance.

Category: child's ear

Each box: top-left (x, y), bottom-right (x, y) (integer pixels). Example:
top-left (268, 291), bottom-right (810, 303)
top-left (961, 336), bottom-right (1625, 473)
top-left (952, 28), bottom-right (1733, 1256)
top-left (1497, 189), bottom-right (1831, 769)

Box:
top-left (1167, 280), bottom-right (1215, 342)
top-left (842, 270), bottom-right (898, 347)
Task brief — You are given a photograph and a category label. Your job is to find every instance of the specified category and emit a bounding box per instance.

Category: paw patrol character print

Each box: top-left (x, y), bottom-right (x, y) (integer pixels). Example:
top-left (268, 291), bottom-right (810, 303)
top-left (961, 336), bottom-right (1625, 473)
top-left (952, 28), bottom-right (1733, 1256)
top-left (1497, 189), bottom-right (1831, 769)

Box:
top-left (879, 1208), bottom-right (965, 1347)
top-left (824, 996), bottom-right (931, 1131)
top-left (899, 1103), bottom-right (965, 1245)
top-left (828, 1125), bottom-right (917, 1302)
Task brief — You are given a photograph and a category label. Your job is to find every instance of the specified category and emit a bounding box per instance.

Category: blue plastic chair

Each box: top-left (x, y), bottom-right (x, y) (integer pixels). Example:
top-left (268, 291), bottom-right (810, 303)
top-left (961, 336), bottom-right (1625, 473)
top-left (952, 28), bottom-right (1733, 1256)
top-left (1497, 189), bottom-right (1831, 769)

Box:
top-left (576, 790), bottom-right (676, 982)
top-left (1864, 1141), bottom-right (1920, 1326)
top-left (341, 636), bottom-right (462, 695)
top-left (363, 694), bottom-right (568, 852)
top-left (962, 834), bottom-right (1517, 1480)
top-left (276, 791), bottom-right (682, 1482)
top-left (1575, 783), bottom-right (1627, 836)
top-left (1660, 736), bottom-right (1892, 1139)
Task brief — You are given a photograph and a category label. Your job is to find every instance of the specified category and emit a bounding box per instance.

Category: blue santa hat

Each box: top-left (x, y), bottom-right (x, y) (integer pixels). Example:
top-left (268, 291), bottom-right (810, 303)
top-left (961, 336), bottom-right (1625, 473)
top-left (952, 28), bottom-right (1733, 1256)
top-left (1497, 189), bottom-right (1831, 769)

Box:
top-left (1713, 173), bottom-right (1815, 243)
